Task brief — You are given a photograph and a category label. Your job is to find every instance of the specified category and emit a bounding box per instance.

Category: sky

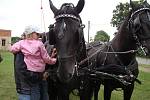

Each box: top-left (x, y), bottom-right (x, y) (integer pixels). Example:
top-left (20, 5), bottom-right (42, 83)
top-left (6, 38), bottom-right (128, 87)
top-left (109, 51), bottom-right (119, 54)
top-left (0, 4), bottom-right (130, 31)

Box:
top-left (0, 0), bottom-right (149, 41)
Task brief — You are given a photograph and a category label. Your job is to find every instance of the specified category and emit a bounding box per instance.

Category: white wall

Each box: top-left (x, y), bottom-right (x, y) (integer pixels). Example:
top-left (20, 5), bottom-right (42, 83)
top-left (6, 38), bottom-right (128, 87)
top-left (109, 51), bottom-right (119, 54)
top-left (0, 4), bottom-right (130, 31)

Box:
top-left (0, 37), bottom-right (11, 51)
top-left (136, 57), bottom-right (150, 65)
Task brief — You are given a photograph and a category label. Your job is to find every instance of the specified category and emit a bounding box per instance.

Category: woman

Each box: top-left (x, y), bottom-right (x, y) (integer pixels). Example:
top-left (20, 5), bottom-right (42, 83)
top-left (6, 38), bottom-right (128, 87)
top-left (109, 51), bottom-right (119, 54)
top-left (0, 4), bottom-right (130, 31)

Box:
top-left (10, 25), bottom-right (56, 100)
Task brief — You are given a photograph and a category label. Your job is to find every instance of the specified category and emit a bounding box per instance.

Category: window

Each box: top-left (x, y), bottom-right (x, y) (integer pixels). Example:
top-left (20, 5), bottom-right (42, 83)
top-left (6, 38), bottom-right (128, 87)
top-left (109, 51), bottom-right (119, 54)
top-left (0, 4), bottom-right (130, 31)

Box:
top-left (2, 39), bottom-right (6, 46)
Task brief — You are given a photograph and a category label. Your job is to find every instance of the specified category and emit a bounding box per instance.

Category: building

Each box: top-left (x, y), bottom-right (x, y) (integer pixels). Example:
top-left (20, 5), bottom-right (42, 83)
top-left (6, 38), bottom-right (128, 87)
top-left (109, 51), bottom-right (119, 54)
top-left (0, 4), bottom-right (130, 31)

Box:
top-left (0, 29), bottom-right (11, 51)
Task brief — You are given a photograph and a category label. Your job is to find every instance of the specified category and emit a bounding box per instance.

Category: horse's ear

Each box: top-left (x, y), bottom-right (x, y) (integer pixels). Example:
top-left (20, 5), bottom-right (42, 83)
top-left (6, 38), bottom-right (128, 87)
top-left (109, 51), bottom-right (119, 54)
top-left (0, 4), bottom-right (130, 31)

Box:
top-left (75, 0), bottom-right (85, 14)
top-left (143, 0), bottom-right (150, 7)
top-left (144, 0), bottom-right (147, 3)
top-left (130, 0), bottom-right (135, 10)
top-left (49, 0), bottom-right (58, 15)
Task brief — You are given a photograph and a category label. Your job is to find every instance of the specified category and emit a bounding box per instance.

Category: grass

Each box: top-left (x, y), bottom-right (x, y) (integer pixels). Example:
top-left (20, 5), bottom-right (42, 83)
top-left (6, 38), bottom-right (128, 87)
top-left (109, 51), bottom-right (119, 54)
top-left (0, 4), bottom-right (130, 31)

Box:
top-left (0, 51), bottom-right (150, 100)
top-left (0, 51), bottom-right (17, 100)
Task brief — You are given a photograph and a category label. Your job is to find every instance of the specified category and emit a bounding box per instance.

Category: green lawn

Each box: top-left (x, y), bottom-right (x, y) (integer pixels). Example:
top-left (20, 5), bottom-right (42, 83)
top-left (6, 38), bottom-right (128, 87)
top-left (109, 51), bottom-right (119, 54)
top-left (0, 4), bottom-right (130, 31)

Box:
top-left (0, 51), bottom-right (17, 100)
top-left (0, 51), bottom-right (150, 100)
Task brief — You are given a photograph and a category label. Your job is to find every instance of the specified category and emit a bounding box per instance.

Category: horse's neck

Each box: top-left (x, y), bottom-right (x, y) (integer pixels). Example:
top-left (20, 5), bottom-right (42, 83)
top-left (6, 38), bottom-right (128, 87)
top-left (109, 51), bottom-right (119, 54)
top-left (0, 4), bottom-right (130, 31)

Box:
top-left (113, 20), bottom-right (137, 51)
top-left (77, 40), bottom-right (87, 61)
top-left (111, 27), bottom-right (137, 65)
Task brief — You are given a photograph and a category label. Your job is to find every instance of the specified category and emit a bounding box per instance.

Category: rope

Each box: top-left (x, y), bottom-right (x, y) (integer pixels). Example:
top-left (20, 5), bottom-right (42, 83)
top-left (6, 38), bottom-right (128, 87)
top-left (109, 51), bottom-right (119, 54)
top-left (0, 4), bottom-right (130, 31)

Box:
top-left (40, 0), bottom-right (46, 32)
top-left (40, 0), bottom-right (48, 41)
top-left (102, 49), bottom-right (138, 54)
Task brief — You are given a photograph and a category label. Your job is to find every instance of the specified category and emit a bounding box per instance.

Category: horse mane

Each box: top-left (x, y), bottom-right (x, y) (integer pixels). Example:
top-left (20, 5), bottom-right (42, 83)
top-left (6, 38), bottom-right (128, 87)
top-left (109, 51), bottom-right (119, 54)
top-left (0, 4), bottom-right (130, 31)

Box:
top-left (118, 11), bottom-right (132, 34)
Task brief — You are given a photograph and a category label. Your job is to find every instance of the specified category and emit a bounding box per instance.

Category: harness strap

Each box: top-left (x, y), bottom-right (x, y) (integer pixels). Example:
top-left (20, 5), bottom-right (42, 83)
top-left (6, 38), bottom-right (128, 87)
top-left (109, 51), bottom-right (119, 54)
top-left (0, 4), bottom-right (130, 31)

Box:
top-left (130, 7), bottom-right (150, 21)
top-left (78, 42), bottom-right (138, 66)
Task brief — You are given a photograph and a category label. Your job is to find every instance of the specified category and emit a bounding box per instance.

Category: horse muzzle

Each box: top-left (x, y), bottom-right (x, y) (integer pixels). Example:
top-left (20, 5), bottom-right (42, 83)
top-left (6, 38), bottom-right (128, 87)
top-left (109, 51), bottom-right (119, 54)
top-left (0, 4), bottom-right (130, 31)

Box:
top-left (57, 55), bottom-right (76, 83)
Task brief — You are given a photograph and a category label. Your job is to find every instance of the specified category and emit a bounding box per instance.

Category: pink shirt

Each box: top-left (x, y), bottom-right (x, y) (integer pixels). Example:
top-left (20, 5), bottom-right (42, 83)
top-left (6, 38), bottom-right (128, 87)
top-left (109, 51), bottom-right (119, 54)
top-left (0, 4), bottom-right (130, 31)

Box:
top-left (10, 39), bottom-right (55, 72)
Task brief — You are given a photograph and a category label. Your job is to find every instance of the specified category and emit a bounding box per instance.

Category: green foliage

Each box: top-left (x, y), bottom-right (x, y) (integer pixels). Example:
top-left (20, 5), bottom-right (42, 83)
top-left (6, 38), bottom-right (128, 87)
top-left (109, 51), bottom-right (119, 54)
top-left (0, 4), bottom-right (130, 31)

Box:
top-left (11, 37), bottom-right (20, 45)
top-left (111, 0), bottom-right (145, 27)
top-left (94, 30), bottom-right (110, 42)
top-left (111, 2), bottom-right (130, 27)
top-left (137, 49), bottom-right (145, 57)
top-left (136, 48), bottom-right (150, 58)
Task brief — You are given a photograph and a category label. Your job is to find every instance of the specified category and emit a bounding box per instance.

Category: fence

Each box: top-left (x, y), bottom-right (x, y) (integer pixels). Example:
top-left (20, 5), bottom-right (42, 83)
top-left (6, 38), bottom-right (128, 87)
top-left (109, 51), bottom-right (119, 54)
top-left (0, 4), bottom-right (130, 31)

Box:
top-left (136, 57), bottom-right (150, 65)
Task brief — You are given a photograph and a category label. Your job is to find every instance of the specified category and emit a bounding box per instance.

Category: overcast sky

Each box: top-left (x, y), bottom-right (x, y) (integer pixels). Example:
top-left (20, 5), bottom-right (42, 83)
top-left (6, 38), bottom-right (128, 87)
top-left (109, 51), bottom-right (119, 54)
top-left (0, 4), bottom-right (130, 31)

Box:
top-left (0, 0), bottom-right (149, 41)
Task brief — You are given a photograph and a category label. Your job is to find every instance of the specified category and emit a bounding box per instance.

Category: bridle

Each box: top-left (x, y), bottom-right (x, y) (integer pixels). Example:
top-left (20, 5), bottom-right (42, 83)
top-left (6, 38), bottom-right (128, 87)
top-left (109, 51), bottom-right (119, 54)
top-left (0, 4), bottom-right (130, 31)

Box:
top-left (54, 13), bottom-right (85, 59)
top-left (55, 14), bottom-right (80, 22)
top-left (128, 7), bottom-right (150, 55)
top-left (53, 10), bottom-right (86, 78)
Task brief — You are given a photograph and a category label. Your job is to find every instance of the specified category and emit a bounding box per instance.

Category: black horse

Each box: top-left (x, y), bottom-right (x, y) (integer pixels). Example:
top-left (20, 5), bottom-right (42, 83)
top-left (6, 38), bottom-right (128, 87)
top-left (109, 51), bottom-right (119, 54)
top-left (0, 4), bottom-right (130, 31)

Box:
top-left (44, 0), bottom-right (91, 100)
top-left (85, 0), bottom-right (150, 100)
top-left (42, 32), bottom-right (88, 100)
top-left (48, 0), bottom-right (87, 83)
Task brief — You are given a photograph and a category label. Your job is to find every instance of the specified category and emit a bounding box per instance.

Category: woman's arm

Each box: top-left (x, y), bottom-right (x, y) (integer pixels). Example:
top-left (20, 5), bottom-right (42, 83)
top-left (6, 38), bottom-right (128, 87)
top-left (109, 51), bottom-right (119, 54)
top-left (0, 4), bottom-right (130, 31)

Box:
top-left (39, 42), bottom-right (56, 64)
top-left (9, 41), bottom-right (21, 53)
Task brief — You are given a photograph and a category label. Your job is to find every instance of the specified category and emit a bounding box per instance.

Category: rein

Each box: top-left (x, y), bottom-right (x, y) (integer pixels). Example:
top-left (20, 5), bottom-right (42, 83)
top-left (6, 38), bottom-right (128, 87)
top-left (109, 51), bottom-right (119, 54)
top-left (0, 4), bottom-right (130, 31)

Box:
top-left (77, 42), bottom-right (141, 85)
top-left (78, 42), bottom-right (138, 66)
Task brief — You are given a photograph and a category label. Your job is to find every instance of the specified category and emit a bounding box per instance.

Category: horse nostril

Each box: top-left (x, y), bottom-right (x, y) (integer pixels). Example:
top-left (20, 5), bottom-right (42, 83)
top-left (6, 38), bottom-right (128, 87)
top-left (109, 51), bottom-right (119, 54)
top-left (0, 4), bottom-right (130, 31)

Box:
top-left (58, 33), bottom-right (64, 39)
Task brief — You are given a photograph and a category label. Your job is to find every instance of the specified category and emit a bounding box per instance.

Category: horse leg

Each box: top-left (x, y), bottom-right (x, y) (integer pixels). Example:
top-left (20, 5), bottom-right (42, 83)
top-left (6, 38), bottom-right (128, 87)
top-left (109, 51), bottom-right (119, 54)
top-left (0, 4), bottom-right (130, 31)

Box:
top-left (93, 81), bottom-right (101, 100)
top-left (47, 79), bottom-right (58, 100)
top-left (58, 93), bottom-right (69, 100)
top-left (56, 83), bottom-right (70, 100)
top-left (79, 81), bottom-right (93, 100)
top-left (79, 86), bottom-right (93, 100)
top-left (123, 84), bottom-right (134, 100)
top-left (104, 82), bottom-right (113, 100)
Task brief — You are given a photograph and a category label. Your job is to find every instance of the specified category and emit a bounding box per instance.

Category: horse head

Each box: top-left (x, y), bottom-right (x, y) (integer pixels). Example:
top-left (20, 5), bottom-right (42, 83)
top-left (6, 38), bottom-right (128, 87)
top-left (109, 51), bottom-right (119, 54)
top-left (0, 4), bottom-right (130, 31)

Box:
top-left (128, 0), bottom-right (150, 56)
top-left (48, 0), bottom-right (85, 83)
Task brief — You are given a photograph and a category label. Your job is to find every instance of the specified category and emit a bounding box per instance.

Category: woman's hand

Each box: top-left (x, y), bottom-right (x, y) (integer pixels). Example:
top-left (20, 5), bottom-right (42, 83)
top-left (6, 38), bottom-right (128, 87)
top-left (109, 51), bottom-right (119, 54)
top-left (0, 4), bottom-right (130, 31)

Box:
top-left (43, 72), bottom-right (49, 80)
top-left (51, 48), bottom-right (57, 58)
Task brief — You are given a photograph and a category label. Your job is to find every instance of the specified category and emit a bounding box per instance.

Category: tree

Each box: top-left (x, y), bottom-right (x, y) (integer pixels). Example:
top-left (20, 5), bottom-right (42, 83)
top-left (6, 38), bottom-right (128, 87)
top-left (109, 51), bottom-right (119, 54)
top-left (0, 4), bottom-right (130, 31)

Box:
top-left (111, 2), bottom-right (130, 27)
top-left (94, 30), bottom-right (110, 42)
top-left (110, 0), bottom-right (144, 27)
top-left (11, 37), bottom-right (20, 45)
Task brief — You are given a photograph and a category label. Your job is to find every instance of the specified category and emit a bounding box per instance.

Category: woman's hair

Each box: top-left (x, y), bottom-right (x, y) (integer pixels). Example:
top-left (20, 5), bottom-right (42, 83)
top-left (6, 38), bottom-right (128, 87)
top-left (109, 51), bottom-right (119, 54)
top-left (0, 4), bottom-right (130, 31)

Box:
top-left (25, 33), bottom-right (32, 38)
